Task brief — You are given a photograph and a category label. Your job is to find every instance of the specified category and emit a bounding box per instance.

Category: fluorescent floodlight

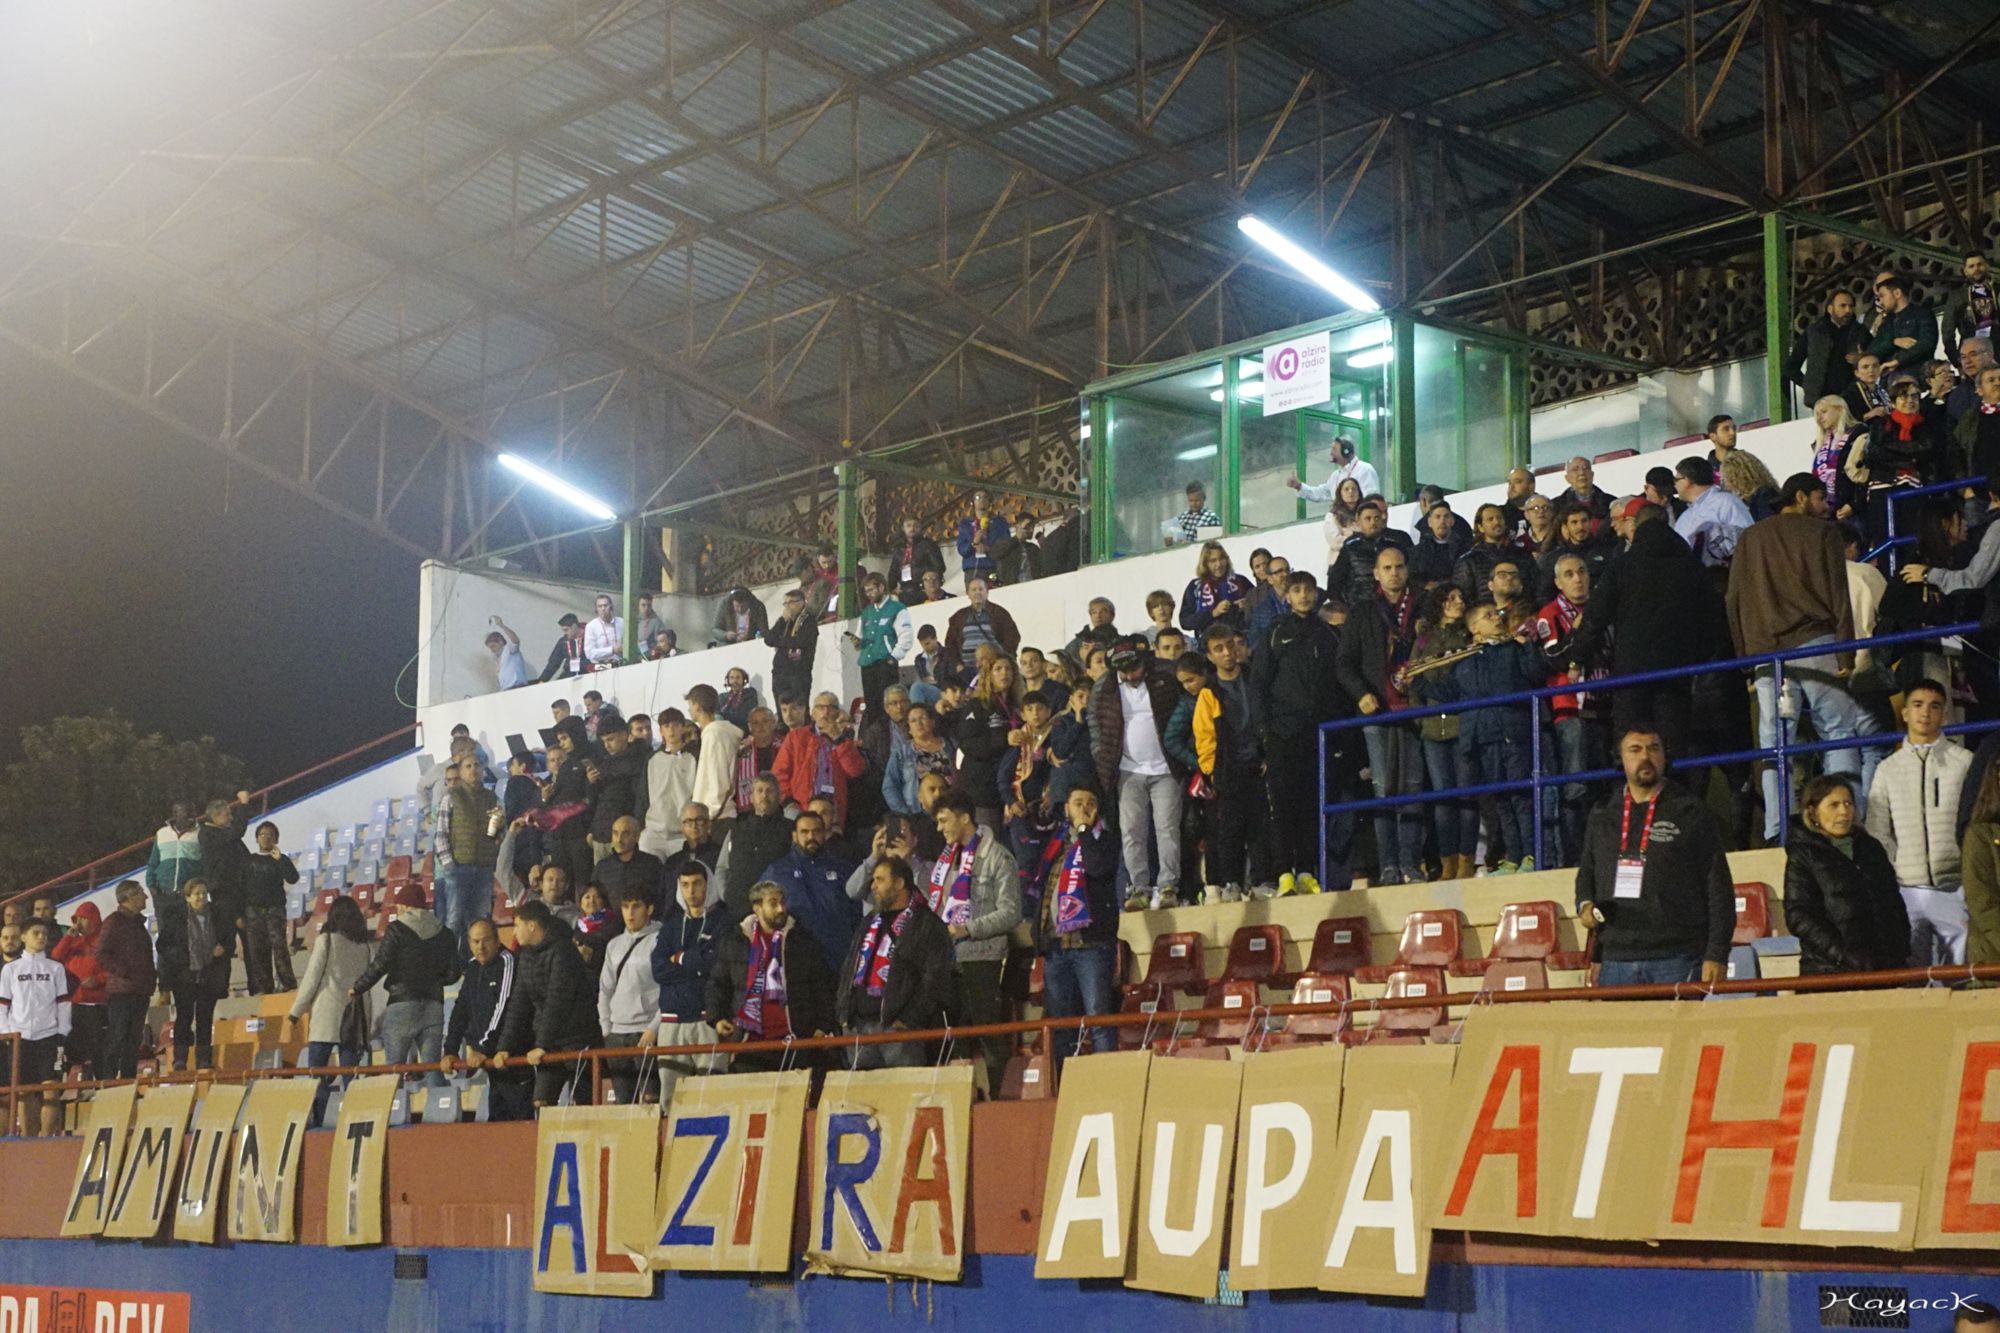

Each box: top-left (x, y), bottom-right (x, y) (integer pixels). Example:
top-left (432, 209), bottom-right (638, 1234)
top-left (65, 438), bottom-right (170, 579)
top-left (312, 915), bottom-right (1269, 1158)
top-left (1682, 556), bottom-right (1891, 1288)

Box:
top-left (1237, 216), bottom-right (1381, 312)
top-left (1176, 444), bottom-right (1220, 461)
top-left (1346, 345), bottom-right (1394, 369)
top-left (1209, 381), bottom-right (1266, 403)
top-left (497, 453), bottom-right (618, 522)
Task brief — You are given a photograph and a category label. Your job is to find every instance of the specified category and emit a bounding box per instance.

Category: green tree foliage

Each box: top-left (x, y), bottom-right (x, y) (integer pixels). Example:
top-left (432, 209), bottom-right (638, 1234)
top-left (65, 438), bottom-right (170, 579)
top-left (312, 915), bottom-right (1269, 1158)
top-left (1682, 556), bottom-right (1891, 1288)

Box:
top-left (0, 712), bottom-right (252, 889)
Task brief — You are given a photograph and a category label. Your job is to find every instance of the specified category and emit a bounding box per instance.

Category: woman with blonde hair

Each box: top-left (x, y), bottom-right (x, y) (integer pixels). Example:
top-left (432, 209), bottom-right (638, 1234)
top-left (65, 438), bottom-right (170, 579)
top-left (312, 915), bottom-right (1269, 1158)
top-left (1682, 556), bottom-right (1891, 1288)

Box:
top-left (1178, 539), bottom-right (1253, 637)
top-left (956, 655), bottom-right (1026, 830)
top-left (1809, 393), bottom-right (1868, 521)
top-left (1719, 448), bottom-right (1781, 522)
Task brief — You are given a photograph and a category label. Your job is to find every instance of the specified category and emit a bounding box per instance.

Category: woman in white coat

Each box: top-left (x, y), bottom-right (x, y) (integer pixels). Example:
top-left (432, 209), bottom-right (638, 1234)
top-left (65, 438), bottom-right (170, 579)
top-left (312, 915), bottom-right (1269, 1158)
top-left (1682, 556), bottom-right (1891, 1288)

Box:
top-left (287, 895), bottom-right (378, 1119)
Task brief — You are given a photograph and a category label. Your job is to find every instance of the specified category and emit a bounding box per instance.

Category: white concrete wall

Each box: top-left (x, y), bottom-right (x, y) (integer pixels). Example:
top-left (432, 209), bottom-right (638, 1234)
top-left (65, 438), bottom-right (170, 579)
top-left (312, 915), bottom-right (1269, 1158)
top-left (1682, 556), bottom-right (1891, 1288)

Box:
top-left (415, 421), bottom-right (1818, 766)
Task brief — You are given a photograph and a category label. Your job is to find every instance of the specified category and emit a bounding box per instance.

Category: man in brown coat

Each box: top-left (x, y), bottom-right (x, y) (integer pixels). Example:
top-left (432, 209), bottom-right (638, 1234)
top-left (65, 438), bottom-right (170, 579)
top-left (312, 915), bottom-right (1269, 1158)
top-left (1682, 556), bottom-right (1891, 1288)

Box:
top-left (1726, 472), bottom-right (1868, 843)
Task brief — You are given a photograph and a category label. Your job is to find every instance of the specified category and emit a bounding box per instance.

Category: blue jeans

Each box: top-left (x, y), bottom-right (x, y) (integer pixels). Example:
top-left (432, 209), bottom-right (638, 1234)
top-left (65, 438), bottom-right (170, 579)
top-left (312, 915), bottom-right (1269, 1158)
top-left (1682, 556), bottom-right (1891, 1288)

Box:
top-left (380, 999), bottom-right (447, 1088)
top-left (305, 1040), bottom-right (365, 1125)
top-left (1464, 735), bottom-right (1532, 864)
top-left (1754, 636), bottom-right (1868, 839)
top-left (439, 865), bottom-right (490, 955)
top-left (1042, 943), bottom-right (1118, 1067)
top-left (1553, 716), bottom-right (1608, 867)
top-left (1597, 957), bottom-right (1703, 987)
top-left (1421, 737), bottom-right (1478, 859)
top-left (1362, 724), bottom-right (1426, 881)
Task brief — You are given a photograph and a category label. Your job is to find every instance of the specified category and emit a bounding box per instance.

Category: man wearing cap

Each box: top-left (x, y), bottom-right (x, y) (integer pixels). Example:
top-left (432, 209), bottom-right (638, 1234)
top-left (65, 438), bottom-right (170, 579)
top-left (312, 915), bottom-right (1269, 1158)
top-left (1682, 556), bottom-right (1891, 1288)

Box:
top-left (349, 882), bottom-right (461, 1090)
top-left (538, 613), bottom-right (588, 682)
top-left (1088, 635), bottom-right (1187, 910)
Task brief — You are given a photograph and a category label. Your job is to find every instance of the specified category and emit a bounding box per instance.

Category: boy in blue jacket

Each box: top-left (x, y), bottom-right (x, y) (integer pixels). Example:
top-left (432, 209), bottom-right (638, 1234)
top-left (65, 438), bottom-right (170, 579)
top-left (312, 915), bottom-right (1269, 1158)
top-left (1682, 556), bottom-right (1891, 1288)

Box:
top-left (1429, 601), bottom-right (1550, 874)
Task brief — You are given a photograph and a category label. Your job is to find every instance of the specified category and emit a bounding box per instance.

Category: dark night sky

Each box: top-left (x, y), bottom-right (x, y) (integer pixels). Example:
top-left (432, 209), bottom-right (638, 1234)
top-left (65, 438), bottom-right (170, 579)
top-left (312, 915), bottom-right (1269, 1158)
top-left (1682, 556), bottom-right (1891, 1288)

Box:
top-left (0, 346), bottom-right (418, 784)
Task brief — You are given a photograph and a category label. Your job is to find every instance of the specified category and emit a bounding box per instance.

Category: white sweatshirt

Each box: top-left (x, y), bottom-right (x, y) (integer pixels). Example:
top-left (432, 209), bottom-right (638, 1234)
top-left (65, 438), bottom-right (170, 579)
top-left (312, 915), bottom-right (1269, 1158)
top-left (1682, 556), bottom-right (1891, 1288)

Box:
top-left (0, 951), bottom-right (73, 1041)
top-left (598, 921), bottom-right (662, 1036)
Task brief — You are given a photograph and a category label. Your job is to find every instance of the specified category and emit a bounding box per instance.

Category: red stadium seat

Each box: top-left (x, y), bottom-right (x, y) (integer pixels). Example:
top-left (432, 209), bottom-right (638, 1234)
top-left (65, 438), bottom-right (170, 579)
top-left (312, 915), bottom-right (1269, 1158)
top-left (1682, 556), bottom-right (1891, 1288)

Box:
top-left (1373, 966), bottom-right (1446, 1032)
top-left (1123, 931), bottom-right (1207, 999)
top-left (1156, 979), bottom-right (1260, 1051)
top-left (1220, 924), bottom-right (1287, 986)
top-left (1281, 973), bottom-right (1350, 1042)
top-left (1479, 960), bottom-right (1549, 996)
top-left (999, 1051), bottom-right (1054, 1101)
top-left (1450, 900), bottom-right (1560, 976)
top-left (1116, 989), bottom-right (1174, 1050)
top-left (384, 855), bottom-right (414, 885)
top-left (350, 884), bottom-right (378, 917)
top-left (1532, 462), bottom-right (1563, 476)
top-left (311, 889), bottom-right (339, 919)
top-left (1733, 883), bottom-right (1772, 944)
top-left (1356, 910), bottom-right (1463, 983)
top-left (1306, 916), bottom-right (1372, 976)
top-left (1592, 448), bottom-right (1637, 463)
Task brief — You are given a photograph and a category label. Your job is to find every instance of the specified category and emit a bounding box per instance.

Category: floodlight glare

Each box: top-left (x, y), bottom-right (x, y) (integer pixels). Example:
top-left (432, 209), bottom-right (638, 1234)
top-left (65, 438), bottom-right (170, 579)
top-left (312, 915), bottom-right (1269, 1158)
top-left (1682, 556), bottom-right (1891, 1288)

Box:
top-left (1237, 216), bottom-right (1381, 312)
top-left (1346, 345), bottom-right (1394, 369)
top-left (497, 453), bottom-right (618, 522)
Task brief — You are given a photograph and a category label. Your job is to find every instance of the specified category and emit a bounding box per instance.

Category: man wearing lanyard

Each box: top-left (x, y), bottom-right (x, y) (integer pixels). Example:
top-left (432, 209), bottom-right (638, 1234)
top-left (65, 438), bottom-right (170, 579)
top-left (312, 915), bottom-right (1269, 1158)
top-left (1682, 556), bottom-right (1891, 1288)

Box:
top-left (1574, 725), bottom-right (1735, 986)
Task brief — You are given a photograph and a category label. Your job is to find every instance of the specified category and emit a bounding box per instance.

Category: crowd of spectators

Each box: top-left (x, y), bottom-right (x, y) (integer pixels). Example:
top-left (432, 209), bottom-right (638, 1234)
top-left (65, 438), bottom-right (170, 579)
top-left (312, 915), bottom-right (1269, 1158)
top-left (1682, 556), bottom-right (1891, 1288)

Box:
top-left (5, 262), bottom-right (1998, 1126)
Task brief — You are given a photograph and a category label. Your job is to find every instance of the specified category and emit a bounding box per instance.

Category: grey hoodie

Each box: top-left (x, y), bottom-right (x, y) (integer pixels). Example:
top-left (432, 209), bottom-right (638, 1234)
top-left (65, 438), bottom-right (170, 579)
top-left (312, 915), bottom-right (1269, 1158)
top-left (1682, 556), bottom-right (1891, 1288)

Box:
top-left (599, 919), bottom-right (662, 1035)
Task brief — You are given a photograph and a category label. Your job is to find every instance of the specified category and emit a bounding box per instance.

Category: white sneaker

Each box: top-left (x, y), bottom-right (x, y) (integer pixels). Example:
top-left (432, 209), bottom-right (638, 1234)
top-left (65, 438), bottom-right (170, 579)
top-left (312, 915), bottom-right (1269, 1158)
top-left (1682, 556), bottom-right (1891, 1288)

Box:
top-left (1202, 885), bottom-right (1224, 906)
top-left (1220, 884), bottom-right (1244, 903)
top-left (1123, 885), bottom-right (1152, 913)
top-left (1248, 882), bottom-right (1277, 900)
top-left (1154, 886), bottom-right (1181, 910)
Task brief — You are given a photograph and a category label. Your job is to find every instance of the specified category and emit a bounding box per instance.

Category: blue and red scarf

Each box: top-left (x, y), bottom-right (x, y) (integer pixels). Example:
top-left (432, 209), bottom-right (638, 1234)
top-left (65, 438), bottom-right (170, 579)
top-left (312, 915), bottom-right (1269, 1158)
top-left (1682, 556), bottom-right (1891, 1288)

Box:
top-left (926, 831), bottom-right (981, 927)
top-left (738, 925), bottom-right (790, 1038)
top-left (1037, 824), bottom-right (1100, 937)
top-left (853, 905), bottom-right (914, 997)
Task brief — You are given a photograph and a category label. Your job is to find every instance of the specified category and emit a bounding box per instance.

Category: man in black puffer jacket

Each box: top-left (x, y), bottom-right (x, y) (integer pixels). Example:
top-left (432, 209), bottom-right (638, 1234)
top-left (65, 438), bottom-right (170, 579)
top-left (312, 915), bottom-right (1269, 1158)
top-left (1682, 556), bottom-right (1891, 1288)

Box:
top-left (1570, 502), bottom-right (1728, 759)
top-left (349, 884), bottom-right (461, 1090)
top-left (1326, 500), bottom-right (1413, 611)
top-left (494, 900), bottom-right (599, 1106)
top-left (585, 722), bottom-right (650, 859)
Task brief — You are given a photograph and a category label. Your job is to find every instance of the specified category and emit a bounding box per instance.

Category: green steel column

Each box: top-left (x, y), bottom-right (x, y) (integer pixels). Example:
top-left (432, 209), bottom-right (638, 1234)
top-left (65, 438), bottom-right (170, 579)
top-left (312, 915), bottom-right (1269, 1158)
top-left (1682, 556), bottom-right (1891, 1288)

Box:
top-left (834, 460), bottom-right (860, 620)
top-left (1390, 315), bottom-right (1418, 503)
top-left (1221, 357), bottom-right (1241, 531)
top-left (1510, 351), bottom-right (1531, 470)
top-left (620, 514), bottom-right (644, 661)
top-left (1763, 213), bottom-right (1794, 423)
top-left (1087, 396), bottom-right (1110, 563)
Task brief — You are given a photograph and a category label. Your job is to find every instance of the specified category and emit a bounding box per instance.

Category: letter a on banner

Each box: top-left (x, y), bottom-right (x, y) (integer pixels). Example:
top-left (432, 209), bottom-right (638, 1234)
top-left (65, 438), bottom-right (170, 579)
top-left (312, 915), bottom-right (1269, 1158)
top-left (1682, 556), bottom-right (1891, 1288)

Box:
top-left (1129, 1053), bottom-right (1242, 1298)
top-left (62, 1083), bottom-right (137, 1236)
top-left (104, 1084), bottom-right (197, 1240)
top-left (327, 1075), bottom-right (400, 1247)
top-left (1036, 1050), bottom-right (1152, 1279)
top-left (229, 1079), bottom-right (317, 1243)
top-left (807, 1067), bottom-right (973, 1281)
top-left (533, 1106), bottom-right (659, 1296)
top-left (652, 1070), bottom-right (812, 1272)
top-left (1229, 1046), bottom-right (1345, 1291)
top-left (174, 1084), bottom-right (247, 1244)
top-left (1319, 1044), bottom-right (1456, 1298)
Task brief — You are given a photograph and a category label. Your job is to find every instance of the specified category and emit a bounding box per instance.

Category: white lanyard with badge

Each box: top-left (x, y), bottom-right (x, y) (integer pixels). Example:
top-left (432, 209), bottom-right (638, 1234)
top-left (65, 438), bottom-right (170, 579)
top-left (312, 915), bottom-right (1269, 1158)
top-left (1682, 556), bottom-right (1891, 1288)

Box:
top-left (1614, 791), bottom-right (1658, 900)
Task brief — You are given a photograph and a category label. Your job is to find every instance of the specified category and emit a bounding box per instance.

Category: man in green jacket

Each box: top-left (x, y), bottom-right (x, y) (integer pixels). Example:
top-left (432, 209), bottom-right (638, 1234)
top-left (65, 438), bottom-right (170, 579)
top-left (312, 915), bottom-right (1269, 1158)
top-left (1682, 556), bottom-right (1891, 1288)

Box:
top-left (854, 570), bottom-right (914, 721)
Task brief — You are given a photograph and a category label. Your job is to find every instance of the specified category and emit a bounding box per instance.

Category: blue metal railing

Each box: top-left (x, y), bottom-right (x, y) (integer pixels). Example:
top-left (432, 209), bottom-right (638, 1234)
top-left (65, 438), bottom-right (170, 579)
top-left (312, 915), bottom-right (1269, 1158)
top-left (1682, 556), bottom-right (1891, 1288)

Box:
top-left (1873, 473), bottom-right (1982, 569)
top-left (1316, 620), bottom-right (1994, 886)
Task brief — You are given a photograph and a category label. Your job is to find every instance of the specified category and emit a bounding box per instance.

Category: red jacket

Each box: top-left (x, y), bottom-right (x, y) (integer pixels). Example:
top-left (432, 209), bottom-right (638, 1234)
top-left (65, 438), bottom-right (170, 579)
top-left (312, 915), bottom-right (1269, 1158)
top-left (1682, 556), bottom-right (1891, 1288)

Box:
top-left (770, 727), bottom-right (867, 827)
top-left (96, 906), bottom-right (158, 996)
top-left (51, 903), bottom-right (107, 1006)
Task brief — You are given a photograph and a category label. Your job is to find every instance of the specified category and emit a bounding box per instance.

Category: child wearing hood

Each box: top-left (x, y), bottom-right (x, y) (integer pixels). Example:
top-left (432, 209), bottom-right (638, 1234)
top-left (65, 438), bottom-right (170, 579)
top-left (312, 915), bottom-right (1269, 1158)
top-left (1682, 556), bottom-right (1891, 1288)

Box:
top-left (51, 903), bottom-right (107, 1080)
top-left (349, 883), bottom-right (461, 1088)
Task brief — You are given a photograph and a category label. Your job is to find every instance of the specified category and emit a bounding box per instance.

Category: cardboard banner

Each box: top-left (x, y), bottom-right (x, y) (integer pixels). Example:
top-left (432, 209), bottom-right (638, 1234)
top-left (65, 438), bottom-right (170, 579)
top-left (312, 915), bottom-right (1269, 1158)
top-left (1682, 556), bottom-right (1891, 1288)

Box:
top-left (1657, 990), bottom-right (1945, 1249)
top-left (327, 1075), bottom-right (400, 1248)
top-left (104, 1085), bottom-right (197, 1240)
top-left (0, 1285), bottom-right (190, 1332)
top-left (652, 1070), bottom-right (811, 1273)
top-left (1228, 1046), bottom-right (1346, 1291)
top-left (1318, 1043), bottom-right (1456, 1299)
top-left (61, 1083), bottom-right (137, 1237)
top-left (227, 1079), bottom-right (317, 1243)
top-left (1436, 999), bottom-right (1687, 1240)
top-left (1920, 990), bottom-right (2000, 1249)
top-left (1035, 1049), bottom-right (1152, 1280)
top-left (807, 1066), bottom-right (974, 1282)
top-left (1128, 1055), bottom-right (1243, 1298)
top-left (533, 1105), bottom-right (660, 1296)
top-left (174, 1084), bottom-right (246, 1244)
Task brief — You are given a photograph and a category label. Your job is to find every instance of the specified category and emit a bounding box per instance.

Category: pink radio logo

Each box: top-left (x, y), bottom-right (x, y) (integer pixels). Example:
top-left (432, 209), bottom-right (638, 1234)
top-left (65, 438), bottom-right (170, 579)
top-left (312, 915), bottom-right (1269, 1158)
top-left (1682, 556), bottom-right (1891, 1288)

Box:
top-left (1271, 346), bottom-right (1301, 381)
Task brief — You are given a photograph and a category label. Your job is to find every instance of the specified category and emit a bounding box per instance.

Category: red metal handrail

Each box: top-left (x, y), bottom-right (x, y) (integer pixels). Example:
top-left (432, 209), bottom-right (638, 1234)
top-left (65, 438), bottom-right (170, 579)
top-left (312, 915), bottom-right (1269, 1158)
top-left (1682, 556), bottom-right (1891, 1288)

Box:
top-left (4, 722), bottom-right (420, 912)
top-left (11, 963), bottom-right (1997, 1113)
